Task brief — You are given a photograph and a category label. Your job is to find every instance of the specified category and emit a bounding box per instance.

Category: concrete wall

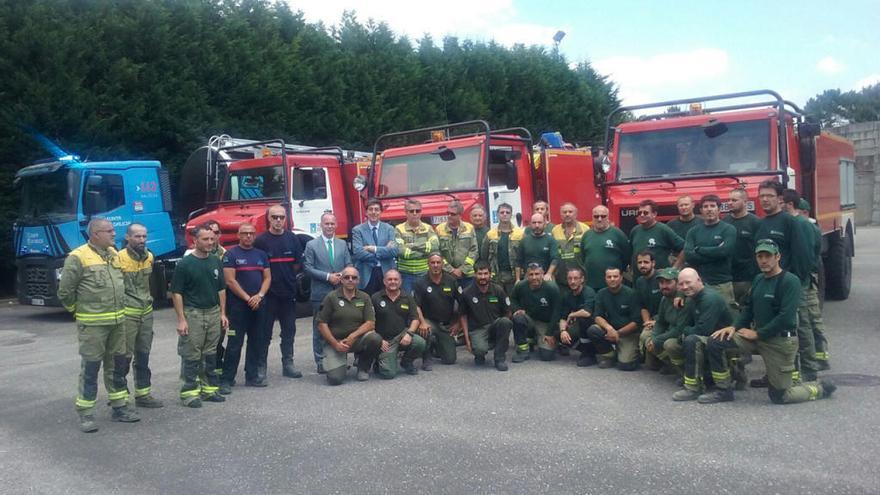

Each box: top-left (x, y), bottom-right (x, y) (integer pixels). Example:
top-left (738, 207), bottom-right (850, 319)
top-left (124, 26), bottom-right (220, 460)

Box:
top-left (833, 121), bottom-right (880, 225)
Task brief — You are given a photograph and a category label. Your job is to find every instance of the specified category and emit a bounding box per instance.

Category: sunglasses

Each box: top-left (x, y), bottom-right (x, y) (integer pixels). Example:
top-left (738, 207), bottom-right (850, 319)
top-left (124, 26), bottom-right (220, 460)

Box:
top-left (593, 214), bottom-right (608, 218)
top-left (342, 275), bottom-right (359, 281)
top-left (447, 212), bottom-right (460, 216)
top-left (212, 230), bottom-right (221, 235)
top-left (407, 209), bottom-right (421, 213)
top-left (637, 211), bottom-right (652, 216)
top-left (239, 232), bottom-right (255, 236)
top-left (270, 215), bottom-right (286, 220)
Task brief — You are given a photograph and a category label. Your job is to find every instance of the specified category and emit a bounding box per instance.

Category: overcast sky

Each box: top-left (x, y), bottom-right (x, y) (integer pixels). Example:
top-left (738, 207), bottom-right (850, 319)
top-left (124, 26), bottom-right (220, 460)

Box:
top-left (288, 0), bottom-right (880, 107)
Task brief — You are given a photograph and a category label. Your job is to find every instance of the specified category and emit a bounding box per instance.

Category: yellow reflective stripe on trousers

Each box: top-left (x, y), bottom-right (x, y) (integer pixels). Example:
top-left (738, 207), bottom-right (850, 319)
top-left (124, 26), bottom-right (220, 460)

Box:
top-left (76, 309), bottom-right (126, 323)
top-left (107, 390), bottom-right (128, 401)
top-left (135, 387), bottom-right (151, 398)
top-left (792, 371), bottom-right (801, 382)
top-left (180, 389), bottom-right (200, 399)
top-left (201, 385), bottom-right (219, 394)
top-left (683, 376), bottom-right (699, 386)
top-left (123, 306), bottom-right (153, 317)
top-left (517, 343), bottom-right (529, 352)
top-left (64, 303), bottom-right (76, 313)
top-left (711, 370), bottom-right (731, 381)
top-left (76, 397), bottom-right (96, 408)
top-left (808, 384), bottom-right (820, 400)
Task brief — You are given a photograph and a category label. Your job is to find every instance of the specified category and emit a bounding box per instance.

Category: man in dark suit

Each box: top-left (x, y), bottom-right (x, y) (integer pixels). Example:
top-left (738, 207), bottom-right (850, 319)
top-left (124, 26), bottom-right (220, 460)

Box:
top-left (304, 212), bottom-right (352, 374)
top-left (351, 199), bottom-right (398, 295)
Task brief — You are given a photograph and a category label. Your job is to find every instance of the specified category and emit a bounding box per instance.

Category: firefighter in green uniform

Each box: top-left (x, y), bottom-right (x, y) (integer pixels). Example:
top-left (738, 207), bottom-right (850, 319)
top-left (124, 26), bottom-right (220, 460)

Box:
top-left (670, 268), bottom-right (735, 401)
top-left (117, 223), bottom-right (163, 408)
top-left (482, 203), bottom-right (523, 295)
top-left (634, 251), bottom-right (662, 369)
top-left (580, 205), bottom-right (631, 291)
top-left (551, 202), bottom-right (589, 287)
top-left (395, 199), bottom-right (439, 294)
top-left (459, 261), bottom-right (514, 371)
top-left (202, 220), bottom-right (227, 377)
top-left (436, 200), bottom-right (479, 287)
top-left (629, 199), bottom-right (684, 272)
top-left (519, 213), bottom-right (559, 282)
top-left (533, 200), bottom-right (554, 234)
top-left (644, 268), bottom-right (687, 374)
top-left (683, 194), bottom-right (738, 310)
top-left (798, 198), bottom-right (830, 369)
top-left (701, 241), bottom-right (837, 404)
top-left (558, 267), bottom-right (597, 367)
top-left (372, 269), bottom-right (427, 378)
top-left (723, 188), bottom-right (760, 307)
top-left (171, 223), bottom-right (229, 407)
top-left (470, 205), bottom-right (490, 261)
top-left (414, 253), bottom-right (462, 367)
top-left (586, 267), bottom-right (642, 370)
top-left (58, 218), bottom-right (140, 432)
top-left (317, 266), bottom-right (382, 385)
top-left (667, 195), bottom-right (699, 241)
top-left (510, 263), bottom-right (562, 362)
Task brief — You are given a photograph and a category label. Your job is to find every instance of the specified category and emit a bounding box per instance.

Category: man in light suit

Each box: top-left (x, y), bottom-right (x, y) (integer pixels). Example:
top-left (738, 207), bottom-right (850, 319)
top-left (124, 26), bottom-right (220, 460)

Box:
top-left (351, 199), bottom-right (398, 295)
top-left (304, 212), bottom-right (353, 374)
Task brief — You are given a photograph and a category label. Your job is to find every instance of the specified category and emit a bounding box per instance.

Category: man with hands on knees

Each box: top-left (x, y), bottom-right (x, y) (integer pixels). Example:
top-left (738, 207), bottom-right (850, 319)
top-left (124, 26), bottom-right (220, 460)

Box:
top-left (510, 262), bottom-right (562, 362)
top-left (372, 269), bottom-right (426, 378)
top-left (458, 261), bottom-right (513, 371)
top-left (586, 267), bottom-right (642, 370)
top-left (558, 267), bottom-right (597, 367)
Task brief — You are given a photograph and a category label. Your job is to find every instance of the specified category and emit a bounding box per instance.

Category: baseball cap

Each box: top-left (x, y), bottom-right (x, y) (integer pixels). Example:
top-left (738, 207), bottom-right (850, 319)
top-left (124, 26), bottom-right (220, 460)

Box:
top-left (755, 239), bottom-right (779, 255)
top-left (798, 198), bottom-right (811, 212)
top-left (656, 267), bottom-right (680, 280)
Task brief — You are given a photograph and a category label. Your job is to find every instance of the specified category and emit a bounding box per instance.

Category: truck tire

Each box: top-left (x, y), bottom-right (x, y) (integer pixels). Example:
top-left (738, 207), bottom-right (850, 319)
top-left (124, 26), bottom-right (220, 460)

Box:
top-left (824, 230), bottom-right (851, 301)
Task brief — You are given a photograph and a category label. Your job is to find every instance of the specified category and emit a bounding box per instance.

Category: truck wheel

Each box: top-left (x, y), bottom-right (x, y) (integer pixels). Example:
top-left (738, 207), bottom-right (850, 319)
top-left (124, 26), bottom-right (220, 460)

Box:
top-left (824, 230), bottom-right (851, 300)
top-left (150, 264), bottom-right (169, 307)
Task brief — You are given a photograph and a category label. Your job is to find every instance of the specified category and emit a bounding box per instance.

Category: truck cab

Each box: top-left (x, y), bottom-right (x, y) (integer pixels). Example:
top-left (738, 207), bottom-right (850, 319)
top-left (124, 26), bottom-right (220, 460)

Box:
top-left (14, 157), bottom-right (177, 306)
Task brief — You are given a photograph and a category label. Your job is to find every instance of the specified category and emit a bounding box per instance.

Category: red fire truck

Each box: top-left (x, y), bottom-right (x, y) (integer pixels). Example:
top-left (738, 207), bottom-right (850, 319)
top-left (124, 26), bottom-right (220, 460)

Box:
top-left (595, 89), bottom-right (856, 299)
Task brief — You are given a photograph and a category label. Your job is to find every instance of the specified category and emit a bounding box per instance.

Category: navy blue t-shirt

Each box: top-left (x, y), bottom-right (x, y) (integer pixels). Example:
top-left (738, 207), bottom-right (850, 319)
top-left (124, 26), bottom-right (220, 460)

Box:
top-left (223, 246), bottom-right (269, 297)
top-left (254, 231), bottom-right (303, 298)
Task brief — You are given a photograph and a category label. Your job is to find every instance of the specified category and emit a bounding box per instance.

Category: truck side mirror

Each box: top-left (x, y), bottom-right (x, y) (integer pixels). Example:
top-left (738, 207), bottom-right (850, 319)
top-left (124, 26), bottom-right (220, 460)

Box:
top-left (799, 134), bottom-right (817, 174)
top-left (702, 119), bottom-right (728, 138)
top-left (505, 162), bottom-right (518, 190)
top-left (432, 145), bottom-right (456, 161)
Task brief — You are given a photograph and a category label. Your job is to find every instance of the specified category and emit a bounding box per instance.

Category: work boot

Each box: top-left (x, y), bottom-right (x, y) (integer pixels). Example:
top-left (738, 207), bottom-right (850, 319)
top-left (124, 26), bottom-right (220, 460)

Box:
top-left (474, 355), bottom-right (487, 366)
top-left (182, 398), bottom-right (202, 408)
top-left (356, 369), bottom-right (370, 382)
top-left (401, 360), bottom-right (418, 375)
top-left (421, 355), bottom-right (433, 371)
top-left (577, 354), bottom-right (597, 367)
top-left (245, 378), bottom-right (267, 388)
top-left (135, 395), bottom-right (165, 408)
top-left (218, 382), bottom-right (233, 395)
top-left (672, 389), bottom-right (700, 401)
top-left (801, 371), bottom-right (818, 383)
top-left (597, 357), bottom-right (615, 369)
top-left (750, 375), bottom-right (769, 388)
top-left (202, 393), bottom-right (226, 403)
top-left (495, 360), bottom-right (509, 371)
top-left (816, 360), bottom-right (831, 371)
top-left (282, 359), bottom-right (303, 378)
top-left (111, 405), bottom-right (141, 423)
top-left (256, 365), bottom-right (268, 383)
top-left (558, 346), bottom-right (571, 357)
top-left (316, 362), bottom-right (326, 374)
top-left (512, 351), bottom-right (528, 363)
top-left (78, 413), bottom-right (98, 433)
top-left (697, 389), bottom-right (734, 404)
top-left (821, 380), bottom-right (837, 399)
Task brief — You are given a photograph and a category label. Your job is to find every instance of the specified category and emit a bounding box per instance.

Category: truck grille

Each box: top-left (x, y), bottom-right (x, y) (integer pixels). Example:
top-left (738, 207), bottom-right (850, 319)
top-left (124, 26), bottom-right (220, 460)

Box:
top-left (24, 266), bottom-right (50, 297)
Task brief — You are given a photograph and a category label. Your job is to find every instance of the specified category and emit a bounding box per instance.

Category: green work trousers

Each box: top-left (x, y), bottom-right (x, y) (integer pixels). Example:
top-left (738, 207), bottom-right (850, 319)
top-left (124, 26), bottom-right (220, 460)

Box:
top-left (178, 306), bottom-right (222, 403)
top-left (75, 322), bottom-right (127, 414)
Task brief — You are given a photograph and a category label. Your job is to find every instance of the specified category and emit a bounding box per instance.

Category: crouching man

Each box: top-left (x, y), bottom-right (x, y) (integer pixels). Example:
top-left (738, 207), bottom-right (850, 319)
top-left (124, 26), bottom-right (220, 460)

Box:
top-left (372, 269), bottom-right (426, 378)
top-left (459, 261), bottom-right (514, 371)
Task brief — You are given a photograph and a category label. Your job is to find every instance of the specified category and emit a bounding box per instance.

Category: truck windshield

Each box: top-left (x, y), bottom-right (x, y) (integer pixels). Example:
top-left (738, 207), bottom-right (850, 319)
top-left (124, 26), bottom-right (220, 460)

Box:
top-left (377, 145), bottom-right (481, 197)
top-left (616, 120), bottom-right (771, 180)
top-left (17, 169), bottom-right (78, 224)
top-left (223, 166), bottom-right (285, 200)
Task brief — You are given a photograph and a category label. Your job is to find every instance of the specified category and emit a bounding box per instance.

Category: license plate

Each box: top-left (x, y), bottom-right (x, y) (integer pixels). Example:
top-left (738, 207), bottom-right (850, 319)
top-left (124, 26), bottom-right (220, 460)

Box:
top-left (31, 298), bottom-right (45, 306)
top-left (431, 215), bottom-right (448, 225)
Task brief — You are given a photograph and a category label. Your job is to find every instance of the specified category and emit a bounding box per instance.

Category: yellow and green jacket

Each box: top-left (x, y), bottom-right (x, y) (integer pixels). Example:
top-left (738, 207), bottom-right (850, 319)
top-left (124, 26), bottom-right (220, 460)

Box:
top-left (118, 247), bottom-right (154, 319)
top-left (57, 242), bottom-right (125, 325)
top-left (395, 221), bottom-right (439, 275)
top-left (436, 221), bottom-right (478, 277)
top-left (482, 226), bottom-right (524, 279)
top-left (552, 221), bottom-right (590, 284)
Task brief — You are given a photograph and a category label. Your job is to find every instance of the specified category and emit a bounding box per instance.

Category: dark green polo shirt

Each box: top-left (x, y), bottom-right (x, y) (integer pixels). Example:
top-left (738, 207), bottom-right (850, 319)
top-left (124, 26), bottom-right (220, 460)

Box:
top-left (317, 288), bottom-right (375, 340)
top-left (651, 296), bottom-right (689, 348)
top-left (580, 226), bottom-right (631, 291)
top-left (371, 291), bottom-right (418, 340)
top-left (635, 272), bottom-right (662, 316)
top-left (560, 285), bottom-right (596, 327)
top-left (737, 271), bottom-right (802, 340)
top-left (510, 280), bottom-right (562, 325)
top-left (518, 230), bottom-right (559, 271)
top-left (594, 285), bottom-right (641, 330)
top-left (681, 286), bottom-right (732, 337)
top-left (460, 282), bottom-right (510, 329)
top-left (413, 273), bottom-right (460, 324)
top-left (629, 222), bottom-right (684, 270)
top-left (667, 217), bottom-right (698, 240)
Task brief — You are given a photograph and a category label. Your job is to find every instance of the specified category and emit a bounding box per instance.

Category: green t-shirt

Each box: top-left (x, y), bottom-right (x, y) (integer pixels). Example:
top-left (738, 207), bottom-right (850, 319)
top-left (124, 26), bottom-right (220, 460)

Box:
top-left (683, 221), bottom-right (737, 285)
top-left (651, 296), bottom-right (689, 347)
top-left (560, 286), bottom-right (596, 327)
top-left (170, 253), bottom-right (226, 309)
top-left (594, 285), bottom-right (641, 330)
top-left (317, 288), bottom-right (375, 340)
top-left (723, 213), bottom-right (761, 282)
top-left (681, 286), bottom-right (733, 337)
top-left (510, 280), bottom-right (562, 326)
top-left (413, 273), bottom-right (460, 324)
top-left (667, 217), bottom-right (698, 241)
top-left (460, 282), bottom-right (510, 329)
top-left (580, 226), bottom-right (631, 291)
top-left (635, 272), bottom-right (662, 316)
top-left (518, 230), bottom-right (559, 271)
top-left (629, 222), bottom-right (684, 270)
top-left (371, 291), bottom-right (418, 341)
top-left (737, 271), bottom-right (802, 340)
top-left (755, 211), bottom-right (810, 284)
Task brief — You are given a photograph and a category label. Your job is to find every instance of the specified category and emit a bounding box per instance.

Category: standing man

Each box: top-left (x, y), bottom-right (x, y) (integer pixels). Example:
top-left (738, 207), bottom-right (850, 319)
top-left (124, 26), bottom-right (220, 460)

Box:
top-left (797, 199), bottom-right (830, 370)
top-left (59, 219), bottom-right (139, 432)
top-left (470, 205), bottom-right (490, 261)
top-left (220, 223), bottom-right (270, 391)
top-left (316, 267), bottom-right (382, 385)
top-left (117, 223), bottom-right (163, 409)
top-left (683, 194), bottom-right (737, 308)
top-left (518, 213), bottom-right (559, 282)
top-left (413, 253), bottom-right (462, 367)
top-left (533, 200), bottom-right (554, 233)
top-left (436, 200), bottom-right (478, 287)
top-left (352, 199), bottom-right (398, 295)
top-left (558, 267), bottom-right (597, 367)
top-left (482, 203), bottom-right (523, 295)
top-left (551, 202), bottom-right (589, 287)
top-left (667, 195), bottom-right (698, 241)
top-left (171, 223), bottom-right (229, 408)
top-left (629, 199), bottom-right (684, 272)
top-left (669, 268), bottom-right (734, 401)
top-left (701, 241), bottom-right (836, 404)
top-left (586, 267), bottom-right (642, 370)
top-left (304, 212), bottom-right (352, 374)
top-left (255, 205), bottom-right (305, 379)
top-left (723, 188), bottom-right (760, 307)
top-left (395, 199), bottom-right (438, 294)
top-left (580, 205), bottom-right (631, 291)
top-left (459, 261), bottom-right (513, 371)
top-left (510, 263), bottom-right (562, 362)
top-left (372, 269), bottom-right (426, 378)
top-left (203, 220), bottom-right (227, 259)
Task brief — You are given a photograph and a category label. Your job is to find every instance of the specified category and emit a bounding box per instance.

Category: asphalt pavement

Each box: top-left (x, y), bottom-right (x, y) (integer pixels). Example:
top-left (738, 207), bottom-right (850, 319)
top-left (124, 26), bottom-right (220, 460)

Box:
top-left (1, 228), bottom-right (879, 494)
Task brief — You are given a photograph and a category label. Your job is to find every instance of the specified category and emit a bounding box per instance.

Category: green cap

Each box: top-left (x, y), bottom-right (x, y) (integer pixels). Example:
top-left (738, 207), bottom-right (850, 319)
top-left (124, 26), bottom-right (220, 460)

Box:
top-left (798, 198), bottom-right (811, 212)
top-left (755, 240), bottom-right (779, 255)
top-left (656, 267), bottom-right (680, 280)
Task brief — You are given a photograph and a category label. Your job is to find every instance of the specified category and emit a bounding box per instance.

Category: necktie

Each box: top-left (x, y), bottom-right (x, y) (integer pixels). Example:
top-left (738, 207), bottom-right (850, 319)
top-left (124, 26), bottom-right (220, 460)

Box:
top-left (372, 227), bottom-right (380, 266)
top-left (327, 239), bottom-right (334, 265)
